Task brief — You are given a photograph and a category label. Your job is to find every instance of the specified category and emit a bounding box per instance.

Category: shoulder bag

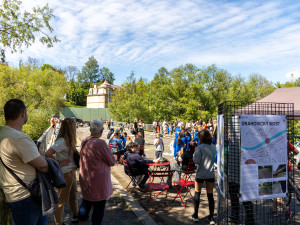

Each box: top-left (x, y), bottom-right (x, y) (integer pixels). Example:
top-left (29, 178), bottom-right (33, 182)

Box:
top-left (0, 157), bottom-right (41, 203)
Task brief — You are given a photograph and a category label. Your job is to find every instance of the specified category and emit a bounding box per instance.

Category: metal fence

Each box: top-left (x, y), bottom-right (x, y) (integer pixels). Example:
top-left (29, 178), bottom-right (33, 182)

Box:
top-left (217, 101), bottom-right (296, 225)
top-left (59, 107), bottom-right (110, 121)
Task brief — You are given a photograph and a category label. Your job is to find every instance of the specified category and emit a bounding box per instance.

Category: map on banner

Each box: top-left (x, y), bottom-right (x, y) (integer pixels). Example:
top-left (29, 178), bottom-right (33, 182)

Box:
top-left (217, 114), bottom-right (225, 197)
top-left (240, 115), bottom-right (287, 202)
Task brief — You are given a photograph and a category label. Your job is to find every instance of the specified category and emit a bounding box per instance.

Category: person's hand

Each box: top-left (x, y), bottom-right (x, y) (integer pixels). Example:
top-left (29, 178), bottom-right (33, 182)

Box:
top-left (153, 159), bottom-right (160, 163)
top-left (59, 159), bottom-right (70, 167)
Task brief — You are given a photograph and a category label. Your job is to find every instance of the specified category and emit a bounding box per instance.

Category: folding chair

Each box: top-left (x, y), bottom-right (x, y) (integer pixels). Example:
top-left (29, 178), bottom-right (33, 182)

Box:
top-left (109, 144), bottom-right (121, 163)
top-left (123, 160), bottom-right (143, 193)
top-left (146, 170), bottom-right (174, 211)
top-left (172, 159), bottom-right (197, 208)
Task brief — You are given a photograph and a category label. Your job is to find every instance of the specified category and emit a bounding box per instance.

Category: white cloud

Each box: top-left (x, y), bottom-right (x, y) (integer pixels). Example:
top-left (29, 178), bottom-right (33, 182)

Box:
top-left (4, 0), bottom-right (300, 83)
top-left (285, 72), bottom-right (300, 79)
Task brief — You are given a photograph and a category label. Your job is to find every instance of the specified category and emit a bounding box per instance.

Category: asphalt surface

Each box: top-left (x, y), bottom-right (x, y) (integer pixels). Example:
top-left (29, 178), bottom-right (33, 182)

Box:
top-left (47, 126), bottom-right (300, 225)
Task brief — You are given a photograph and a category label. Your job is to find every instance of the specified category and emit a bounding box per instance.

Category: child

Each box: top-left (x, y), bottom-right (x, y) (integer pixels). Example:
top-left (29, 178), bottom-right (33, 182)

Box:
top-left (154, 133), bottom-right (164, 159)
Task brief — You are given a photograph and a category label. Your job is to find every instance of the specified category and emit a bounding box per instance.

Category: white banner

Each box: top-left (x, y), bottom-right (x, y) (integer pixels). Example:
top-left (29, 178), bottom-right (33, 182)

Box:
top-left (240, 115), bottom-right (287, 202)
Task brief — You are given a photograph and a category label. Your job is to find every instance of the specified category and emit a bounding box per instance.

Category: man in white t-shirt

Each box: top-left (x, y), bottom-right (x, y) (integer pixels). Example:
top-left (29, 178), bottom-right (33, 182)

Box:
top-left (0, 99), bottom-right (49, 225)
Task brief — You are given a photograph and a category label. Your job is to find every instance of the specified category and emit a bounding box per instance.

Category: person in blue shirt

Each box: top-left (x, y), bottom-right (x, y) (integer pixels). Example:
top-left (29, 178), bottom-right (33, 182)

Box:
top-left (181, 132), bottom-right (187, 152)
top-left (176, 132), bottom-right (186, 157)
top-left (193, 128), bottom-right (199, 144)
top-left (121, 132), bottom-right (127, 149)
top-left (185, 130), bottom-right (191, 151)
top-left (173, 126), bottom-right (181, 157)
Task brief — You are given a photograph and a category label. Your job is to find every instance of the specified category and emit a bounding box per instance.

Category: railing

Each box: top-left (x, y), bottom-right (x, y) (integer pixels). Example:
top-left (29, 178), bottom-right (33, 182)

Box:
top-left (37, 126), bottom-right (54, 155)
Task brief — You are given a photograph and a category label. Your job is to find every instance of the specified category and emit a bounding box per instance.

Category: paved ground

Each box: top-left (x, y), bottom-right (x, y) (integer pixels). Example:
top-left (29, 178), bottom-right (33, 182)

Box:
top-left (49, 126), bottom-right (300, 225)
top-left (75, 127), bottom-right (219, 225)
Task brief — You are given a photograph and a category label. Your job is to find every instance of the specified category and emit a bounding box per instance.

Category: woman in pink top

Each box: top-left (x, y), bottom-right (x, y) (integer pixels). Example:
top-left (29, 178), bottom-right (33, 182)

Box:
top-left (78, 120), bottom-right (116, 225)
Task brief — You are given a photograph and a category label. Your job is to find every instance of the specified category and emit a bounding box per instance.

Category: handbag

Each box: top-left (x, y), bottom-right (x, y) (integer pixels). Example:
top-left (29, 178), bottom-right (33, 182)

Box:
top-left (73, 150), bottom-right (80, 169)
top-left (0, 157), bottom-right (41, 203)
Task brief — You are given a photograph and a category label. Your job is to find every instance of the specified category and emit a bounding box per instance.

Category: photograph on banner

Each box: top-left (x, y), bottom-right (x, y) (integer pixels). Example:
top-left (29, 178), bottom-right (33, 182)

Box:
top-left (240, 115), bottom-right (287, 202)
top-left (217, 114), bottom-right (225, 197)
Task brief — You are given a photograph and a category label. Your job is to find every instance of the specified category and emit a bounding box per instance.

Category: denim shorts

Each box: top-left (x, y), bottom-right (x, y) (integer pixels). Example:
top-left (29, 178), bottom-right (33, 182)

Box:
top-left (195, 178), bottom-right (215, 183)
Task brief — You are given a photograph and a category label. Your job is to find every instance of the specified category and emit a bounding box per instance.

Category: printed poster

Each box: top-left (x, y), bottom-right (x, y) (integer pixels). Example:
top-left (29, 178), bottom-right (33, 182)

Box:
top-left (217, 114), bottom-right (225, 197)
top-left (240, 115), bottom-right (287, 202)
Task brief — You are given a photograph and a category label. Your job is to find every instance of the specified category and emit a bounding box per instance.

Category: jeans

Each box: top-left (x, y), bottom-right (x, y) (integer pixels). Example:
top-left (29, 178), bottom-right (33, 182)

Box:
top-left (7, 196), bottom-right (47, 225)
top-left (138, 168), bottom-right (151, 187)
top-left (78, 199), bottom-right (106, 225)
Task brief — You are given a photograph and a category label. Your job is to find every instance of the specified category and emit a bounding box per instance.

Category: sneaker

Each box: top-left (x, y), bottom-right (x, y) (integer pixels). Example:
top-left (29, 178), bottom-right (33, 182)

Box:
top-left (270, 208), bottom-right (278, 217)
top-left (71, 215), bottom-right (79, 223)
top-left (285, 210), bottom-right (294, 224)
top-left (191, 215), bottom-right (199, 222)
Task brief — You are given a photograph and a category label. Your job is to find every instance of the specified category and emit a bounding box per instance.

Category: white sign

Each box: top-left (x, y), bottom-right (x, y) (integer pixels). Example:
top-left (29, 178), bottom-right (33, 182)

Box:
top-left (217, 114), bottom-right (225, 197)
top-left (240, 115), bottom-right (287, 202)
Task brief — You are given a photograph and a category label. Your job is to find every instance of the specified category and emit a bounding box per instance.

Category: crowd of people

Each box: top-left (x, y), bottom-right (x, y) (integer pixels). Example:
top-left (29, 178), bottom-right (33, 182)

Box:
top-left (0, 99), bottom-right (116, 225)
top-left (0, 99), bottom-right (296, 225)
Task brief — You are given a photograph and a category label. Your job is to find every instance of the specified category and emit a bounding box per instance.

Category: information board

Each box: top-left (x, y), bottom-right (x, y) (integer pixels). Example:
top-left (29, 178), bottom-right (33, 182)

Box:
top-left (240, 115), bottom-right (287, 202)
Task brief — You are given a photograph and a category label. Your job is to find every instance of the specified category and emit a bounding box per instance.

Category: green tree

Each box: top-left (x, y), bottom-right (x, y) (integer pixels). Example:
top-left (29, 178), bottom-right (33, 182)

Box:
top-left (77, 56), bottom-right (100, 84)
top-left (66, 81), bottom-right (90, 106)
top-left (40, 63), bottom-right (55, 71)
top-left (98, 67), bottom-right (115, 84)
top-left (0, 64), bottom-right (68, 139)
top-left (246, 74), bottom-right (275, 102)
top-left (0, 0), bottom-right (59, 62)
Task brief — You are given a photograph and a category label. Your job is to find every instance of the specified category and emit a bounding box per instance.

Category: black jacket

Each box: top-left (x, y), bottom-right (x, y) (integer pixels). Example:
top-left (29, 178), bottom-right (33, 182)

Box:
top-left (37, 158), bottom-right (66, 215)
top-left (125, 152), bottom-right (152, 176)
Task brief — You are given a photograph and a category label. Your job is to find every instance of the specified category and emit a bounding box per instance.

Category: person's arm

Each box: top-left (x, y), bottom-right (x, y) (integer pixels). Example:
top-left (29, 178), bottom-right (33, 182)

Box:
top-left (101, 142), bottom-right (116, 167)
top-left (45, 148), bottom-right (70, 166)
top-left (193, 147), bottom-right (202, 164)
top-left (28, 156), bottom-right (48, 173)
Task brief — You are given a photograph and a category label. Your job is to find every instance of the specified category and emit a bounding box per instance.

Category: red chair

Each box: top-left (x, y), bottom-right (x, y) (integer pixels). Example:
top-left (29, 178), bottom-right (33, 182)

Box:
top-left (146, 170), bottom-right (174, 211)
top-left (109, 144), bottom-right (121, 163)
top-left (122, 160), bottom-right (143, 193)
top-left (172, 159), bottom-right (197, 208)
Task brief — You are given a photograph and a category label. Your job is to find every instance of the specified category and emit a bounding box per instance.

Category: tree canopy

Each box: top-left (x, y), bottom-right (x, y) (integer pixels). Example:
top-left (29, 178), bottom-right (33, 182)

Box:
top-left (108, 64), bottom-right (279, 124)
top-left (0, 64), bottom-right (68, 139)
top-left (77, 55), bottom-right (100, 84)
top-left (0, 0), bottom-right (59, 62)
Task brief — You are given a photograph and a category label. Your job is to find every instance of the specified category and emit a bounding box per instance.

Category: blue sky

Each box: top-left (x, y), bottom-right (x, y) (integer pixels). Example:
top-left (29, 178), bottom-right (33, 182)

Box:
top-left (6, 0), bottom-right (300, 85)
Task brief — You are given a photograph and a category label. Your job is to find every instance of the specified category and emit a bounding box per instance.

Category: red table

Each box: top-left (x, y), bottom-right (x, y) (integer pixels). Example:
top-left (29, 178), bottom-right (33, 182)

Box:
top-left (146, 162), bottom-right (170, 167)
